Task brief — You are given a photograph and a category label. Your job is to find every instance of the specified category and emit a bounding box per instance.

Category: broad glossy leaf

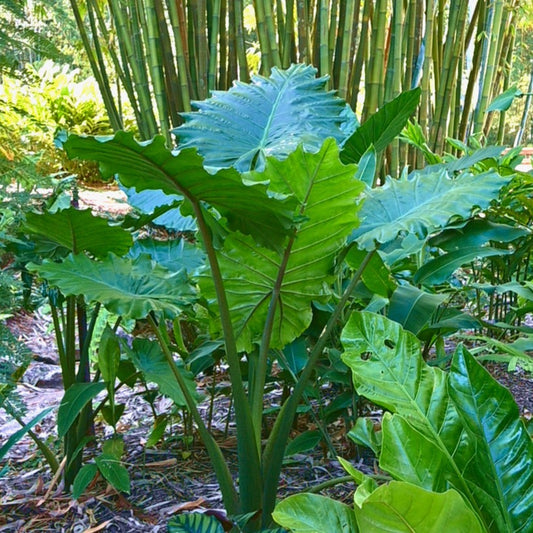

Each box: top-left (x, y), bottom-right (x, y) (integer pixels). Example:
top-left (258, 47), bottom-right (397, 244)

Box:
top-left (121, 186), bottom-right (197, 232)
top-left (167, 512), bottom-right (224, 533)
top-left (95, 453), bottom-right (130, 493)
top-left (354, 146), bottom-right (377, 187)
top-left (346, 247), bottom-right (396, 298)
top-left (429, 219), bottom-right (529, 251)
top-left (273, 493), bottom-right (358, 533)
top-left (414, 247), bottom-right (510, 285)
top-left (200, 140), bottom-right (364, 350)
top-left (340, 313), bottom-right (477, 497)
top-left (347, 418), bottom-right (381, 456)
top-left (352, 170), bottom-right (509, 250)
top-left (128, 238), bottom-right (205, 274)
top-left (57, 382), bottom-right (106, 438)
top-left (387, 284), bottom-right (448, 335)
top-left (175, 64), bottom-right (357, 172)
top-left (125, 338), bottom-right (200, 407)
top-left (355, 481), bottom-right (484, 533)
top-left (24, 208), bottom-right (132, 257)
top-left (341, 88), bottom-right (421, 164)
top-left (28, 253), bottom-right (195, 319)
top-left (449, 346), bottom-right (533, 532)
top-left (63, 132), bottom-right (296, 247)
top-left (341, 312), bottom-right (449, 424)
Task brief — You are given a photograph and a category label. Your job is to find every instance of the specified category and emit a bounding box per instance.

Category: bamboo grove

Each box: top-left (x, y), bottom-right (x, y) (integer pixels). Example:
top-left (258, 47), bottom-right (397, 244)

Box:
top-left (71, 0), bottom-right (521, 172)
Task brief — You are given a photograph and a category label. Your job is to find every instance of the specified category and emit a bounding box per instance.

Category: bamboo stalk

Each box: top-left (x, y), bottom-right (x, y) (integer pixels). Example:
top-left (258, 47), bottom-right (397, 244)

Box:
top-left (337, 0), bottom-right (355, 99)
top-left (319, 0), bottom-right (329, 82)
top-left (207, 0), bottom-right (222, 92)
top-left (167, 0), bottom-right (192, 112)
top-left (363, 0), bottom-right (387, 119)
top-left (234, 0), bottom-right (249, 82)
top-left (349, 0), bottom-right (371, 111)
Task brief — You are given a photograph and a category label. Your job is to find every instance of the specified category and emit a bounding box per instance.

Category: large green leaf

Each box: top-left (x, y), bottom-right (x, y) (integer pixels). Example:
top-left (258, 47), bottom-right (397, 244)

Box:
top-left (62, 132), bottom-right (296, 248)
top-left (28, 253), bottom-right (195, 319)
top-left (124, 338), bottom-right (201, 407)
top-left (429, 219), bottom-right (529, 251)
top-left (273, 493), bottom-right (358, 533)
top-left (341, 88), bottom-right (421, 164)
top-left (414, 247), bottom-right (510, 285)
top-left (487, 86), bottom-right (523, 112)
top-left (352, 170), bottom-right (509, 250)
top-left (387, 284), bottom-right (448, 335)
top-left (24, 208), bottom-right (132, 258)
top-left (449, 346), bottom-right (533, 532)
top-left (355, 481), bottom-right (484, 533)
top-left (200, 139), bottom-right (364, 350)
top-left (174, 64), bottom-right (357, 172)
top-left (57, 382), bottom-right (106, 438)
top-left (127, 238), bottom-right (205, 274)
top-left (341, 312), bottom-right (533, 531)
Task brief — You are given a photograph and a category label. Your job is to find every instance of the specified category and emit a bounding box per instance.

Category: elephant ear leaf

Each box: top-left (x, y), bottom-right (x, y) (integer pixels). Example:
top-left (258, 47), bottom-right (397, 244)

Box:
top-left (449, 346), bottom-right (533, 533)
top-left (174, 64), bottom-right (357, 172)
top-left (24, 207), bottom-right (132, 258)
top-left (353, 169), bottom-right (509, 253)
top-left (200, 139), bottom-right (364, 350)
top-left (62, 132), bottom-right (296, 248)
top-left (28, 253), bottom-right (195, 319)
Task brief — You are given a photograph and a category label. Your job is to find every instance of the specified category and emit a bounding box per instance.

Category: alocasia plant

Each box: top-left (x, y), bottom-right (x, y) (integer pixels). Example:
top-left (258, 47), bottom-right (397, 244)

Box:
top-left (31, 65), bottom-right (514, 529)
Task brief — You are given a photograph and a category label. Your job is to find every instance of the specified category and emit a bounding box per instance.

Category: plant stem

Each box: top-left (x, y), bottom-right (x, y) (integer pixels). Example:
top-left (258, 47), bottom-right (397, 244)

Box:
top-left (261, 248), bottom-right (377, 525)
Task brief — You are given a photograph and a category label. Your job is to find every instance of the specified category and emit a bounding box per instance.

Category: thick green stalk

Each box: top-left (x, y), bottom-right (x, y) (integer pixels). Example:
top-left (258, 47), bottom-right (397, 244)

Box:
top-left (190, 201), bottom-right (262, 515)
top-left (207, 0), bottom-right (221, 92)
top-left (349, 0), bottom-right (371, 111)
top-left (144, 0), bottom-right (171, 143)
top-left (337, 0), bottom-right (354, 99)
top-left (281, 0), bottom-right (295, 68)
top-left (69, 0), bottom-right (122, 131)
top-left (147, 314), bottom-right (239, 512)
top-left (167, 0), bottom-right (192, 112)
top-left (250, 234), bottom-right (296, 451)
top-left (261, 249), bottom-right (377, 526)
top-left (234, 0), bottom-right (249, 81)
top-left (363, 0), bottom-right (387, 119)
top-left (473, 0), bottom-right (505, 135)
top-left (88, 0), bottom-right (142, 128)
top-left (195, 0), bottom-right (209, 98)
top-left (254, 0), bottom-right (273, 72)
top-left (109, 0), bottom-right (158, 138)
top-left (296, 0), bottom-right (311, 63)
top-left (261, 0), bottom-right (282, 68)
top-left (459, 0), bottom-right (485, 141)
top-left (319, 0), bottom-right (329, 82)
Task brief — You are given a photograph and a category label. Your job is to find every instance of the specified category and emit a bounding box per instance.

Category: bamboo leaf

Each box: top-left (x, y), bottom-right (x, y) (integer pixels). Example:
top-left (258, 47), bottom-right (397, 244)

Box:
top-left (175, 64), bottom-right (358, 171)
